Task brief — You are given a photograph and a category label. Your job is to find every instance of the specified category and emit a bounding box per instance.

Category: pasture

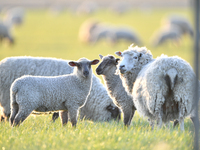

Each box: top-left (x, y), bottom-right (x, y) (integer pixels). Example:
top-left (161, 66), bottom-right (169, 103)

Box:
top-left (0, 8), bottom-right (196, 150)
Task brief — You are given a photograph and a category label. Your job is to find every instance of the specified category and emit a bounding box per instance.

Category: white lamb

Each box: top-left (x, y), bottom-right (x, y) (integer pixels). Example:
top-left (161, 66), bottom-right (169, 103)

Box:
top-left (10, 58), bottom-right (99, 127)
top-left (0, 56), bottom-right (120, 122)
top-left (115, 45), bottom-right (197, 130)
top-left (96, 54), bottom-right (136, 126)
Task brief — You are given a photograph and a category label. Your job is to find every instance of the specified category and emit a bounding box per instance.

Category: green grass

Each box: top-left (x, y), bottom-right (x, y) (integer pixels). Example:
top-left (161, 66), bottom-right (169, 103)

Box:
top-left (0, 8), bottom-right (197, 150)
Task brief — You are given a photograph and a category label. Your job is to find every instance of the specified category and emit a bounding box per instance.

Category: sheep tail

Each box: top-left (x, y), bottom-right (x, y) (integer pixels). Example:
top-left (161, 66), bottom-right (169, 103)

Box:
top-left (165, 68), bottom-right (178, 90)
top-left (10, 83), bottom-right (19, 103)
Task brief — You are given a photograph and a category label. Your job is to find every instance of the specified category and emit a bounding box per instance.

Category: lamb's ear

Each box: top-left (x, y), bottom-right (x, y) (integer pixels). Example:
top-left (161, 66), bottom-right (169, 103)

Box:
top-left (115, 51), bottom-right (122, 57)
top-left (91, 59), bottom-right (99, 65)
top-left (115, 58), bottom-right (120, 65)
top-left (99, 54), bottom-right (103, 59)
top-left (68, 61), bottom-right (78, 67)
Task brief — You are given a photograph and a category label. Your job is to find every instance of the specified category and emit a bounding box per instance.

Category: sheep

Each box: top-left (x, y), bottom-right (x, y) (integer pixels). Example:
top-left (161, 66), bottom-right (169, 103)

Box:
top-left (96, 54), bottom-right (136, 126)
top-left (115, 44), bottom-right (197, 130)
top-left (150, 25), bottom-right (182, 47)
top-left (4, 7), bottom-right (25, 26)
top-left (79, 20), bottom-right (142, 45)
top-left (10, 58), bottom-right (99, 127)
top-left (0, 20), bottom-right (14, 44)
top-left (164, 15), bottom-right (194, 37)
top-left (0, 56), bottom-right (120, 122)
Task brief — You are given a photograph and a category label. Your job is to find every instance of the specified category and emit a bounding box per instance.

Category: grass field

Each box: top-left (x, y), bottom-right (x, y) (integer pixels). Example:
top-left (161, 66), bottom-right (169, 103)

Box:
top-left (0, 8), bottom-right (197, 150)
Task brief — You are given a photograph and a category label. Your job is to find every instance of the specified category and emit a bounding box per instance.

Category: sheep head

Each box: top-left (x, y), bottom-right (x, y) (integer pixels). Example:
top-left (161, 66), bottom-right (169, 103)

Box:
top-left (115, 44), bottom-right (153, 74)
top-left (96, 54), bottom-right (120, 75)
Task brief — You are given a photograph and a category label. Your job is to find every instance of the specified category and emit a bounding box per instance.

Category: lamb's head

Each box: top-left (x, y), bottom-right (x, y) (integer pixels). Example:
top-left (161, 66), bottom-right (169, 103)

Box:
top-left (115, 44), bottom-right (153, 74)
top-left (96, 54), bottom-right (120, 75)
top-left (69, 58), bottom-right (99, 78)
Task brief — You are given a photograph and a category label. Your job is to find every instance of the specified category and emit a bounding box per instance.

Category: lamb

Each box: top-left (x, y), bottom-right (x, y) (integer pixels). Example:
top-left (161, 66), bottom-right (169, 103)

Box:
top-left (10, 58), bottom-right (99, 127)
top-left (0, 56), bottom-right (120, 122)
top-left (115, 44), bottom-right (197, 130)
top-left (96, 54), bottom-right (136, 126)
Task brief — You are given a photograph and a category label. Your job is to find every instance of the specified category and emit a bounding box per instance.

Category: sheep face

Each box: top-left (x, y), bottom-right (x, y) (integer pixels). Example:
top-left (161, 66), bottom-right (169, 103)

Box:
top-left (115, 51), bottom-right (142, 74)
top-left (96, 54), bottom-right (120, 75)
top-left (69, 58), bottom-right (99, 78)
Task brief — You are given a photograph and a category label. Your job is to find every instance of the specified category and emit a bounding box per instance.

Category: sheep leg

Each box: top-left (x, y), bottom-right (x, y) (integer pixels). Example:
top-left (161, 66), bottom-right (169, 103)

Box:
top-left (59, 111), bottom-right (68, 126)
top-left (68, 107), bottom-right (79, 127)
top-left (10, 102), bottom-right (19, 126)
top-left (173, 120), bottom-right (179, 128)
top-left (156, 112), bottom-right (162, 129)
top-left (12, 109), bottom-right (32, 127)
top-left (123, 108), bottom-right (133, 126)
top-left (52, 112), bottom-right (59, 122)
top-left (127, 107), bottom-right (136, 125)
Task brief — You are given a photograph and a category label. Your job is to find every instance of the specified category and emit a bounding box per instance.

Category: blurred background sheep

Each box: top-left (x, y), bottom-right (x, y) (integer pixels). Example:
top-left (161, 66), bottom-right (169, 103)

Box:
top-left (79, 19), bottom-right (142, 46)
top-left (150, 15), bottom-right (193, 47)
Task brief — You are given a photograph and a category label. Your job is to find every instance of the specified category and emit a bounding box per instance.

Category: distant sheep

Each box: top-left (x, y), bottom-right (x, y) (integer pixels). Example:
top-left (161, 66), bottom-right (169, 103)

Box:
top-left (0, 20), bottom-right (14, 44)
top-left (96, 54), bottom-right (136, 126)
top-left (165, 15), bottom-right (194, 37)
top-left (116, 45), bottom-right (197, 130)
top-left (79, 20), bottom-right (142, 45)
top-left (0, 56), bottom-right (120, 122)
top-left (4, 7), bottom-right (25, 26)
top-left (10, 58), bottom-right (99, 127)
top-left (150, 25), bottom-right (182, 47)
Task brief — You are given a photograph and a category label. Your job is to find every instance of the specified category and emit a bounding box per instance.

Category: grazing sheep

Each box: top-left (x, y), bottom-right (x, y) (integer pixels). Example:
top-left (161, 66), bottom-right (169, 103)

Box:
top-left (150, 25), bottom-right (182, 47)
top-left (4, 7), bottom-right (25, 26)
top-left (115, 44), bottom-right (197, 130)
top-left (0, 20), bottom-right (14, 44)
top-left (0, 56), bottom-right (120, 122)
top-left (10, 58), bottom-right (99, 127)
top-left (165, 15), bottom-right (194, 37)
top-left (96, 54), bottom-right (136, 126)
top-left (79, 20), bottom-right (142, 45)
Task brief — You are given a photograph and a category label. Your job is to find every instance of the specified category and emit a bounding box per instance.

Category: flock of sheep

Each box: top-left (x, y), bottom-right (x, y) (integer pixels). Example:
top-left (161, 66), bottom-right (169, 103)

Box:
top-left (0, 7), bottom-right (197, 131)
top-left (0, 6), bottom-right (194, 47)
top-left (0, 44), bottom-right (197, 131)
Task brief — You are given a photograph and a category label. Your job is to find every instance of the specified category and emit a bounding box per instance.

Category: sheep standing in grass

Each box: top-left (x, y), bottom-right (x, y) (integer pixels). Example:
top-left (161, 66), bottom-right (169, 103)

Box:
top-left (96, 54), bottom-right (136, 126)
top-left (10, 58), bottom-right (99, 127)
top-left (116, 45), bottom-right (197, 130)
top-left (0, 56), bottom-right (120, 122)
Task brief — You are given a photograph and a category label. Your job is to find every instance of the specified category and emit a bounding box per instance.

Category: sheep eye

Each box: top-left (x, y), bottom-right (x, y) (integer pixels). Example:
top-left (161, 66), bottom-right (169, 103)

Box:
top-left (109, 56), bottom-right (114, 59)
top-left (133, 56), bottom-right (138, 59)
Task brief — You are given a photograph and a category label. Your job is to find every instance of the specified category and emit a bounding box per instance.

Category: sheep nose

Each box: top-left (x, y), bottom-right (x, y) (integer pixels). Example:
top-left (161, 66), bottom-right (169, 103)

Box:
top-left (83, 71), bottom-right (89, 77)
top-left (119, 65), bottom-right (125, 70)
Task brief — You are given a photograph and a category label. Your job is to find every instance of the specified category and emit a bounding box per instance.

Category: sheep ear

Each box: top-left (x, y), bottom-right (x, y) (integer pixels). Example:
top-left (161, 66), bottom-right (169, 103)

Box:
top-left (115, 51), bottom-right (122, 57)
top-left (115, 58), bottom-right (120, 65)
top-left (68, 61), bottom-right (78, 67)
top-left (138, 53), bottom-right (143, 61)
top-left (99, 54), bottom-right (103, 59)
top-left (91, 59), bottom-right (99, 65)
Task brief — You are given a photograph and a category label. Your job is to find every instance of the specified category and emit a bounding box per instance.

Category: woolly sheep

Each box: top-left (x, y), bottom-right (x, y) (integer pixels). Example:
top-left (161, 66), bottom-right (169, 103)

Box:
top-left (0, 56), bottom-right (120, 122)
top-left (96, 54), bottom-right (136, 126)
top-left (116, 45), bottom-right (197, 130)
top-left (10, 58), bottom-right (99, 127)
